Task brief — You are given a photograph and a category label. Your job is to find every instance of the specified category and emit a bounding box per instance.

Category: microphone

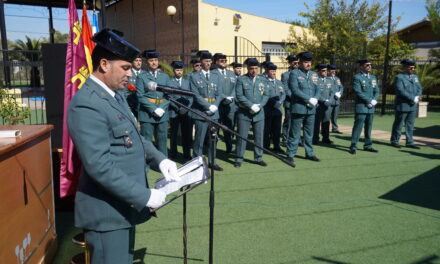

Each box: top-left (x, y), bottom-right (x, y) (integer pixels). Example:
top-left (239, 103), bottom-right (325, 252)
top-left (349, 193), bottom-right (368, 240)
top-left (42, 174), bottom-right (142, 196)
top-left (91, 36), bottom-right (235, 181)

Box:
top-left (147, 82), bottom-right (194, 97)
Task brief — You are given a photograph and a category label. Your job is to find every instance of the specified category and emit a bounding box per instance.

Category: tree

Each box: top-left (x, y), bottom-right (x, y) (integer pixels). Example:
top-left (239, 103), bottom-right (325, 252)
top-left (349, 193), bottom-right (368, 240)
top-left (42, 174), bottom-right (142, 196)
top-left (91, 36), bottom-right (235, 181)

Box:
top-left (426, 0), bottom-right (440, 37)
top-left (12, 36), bottom-right (42, 88)
top-left (286, 0), bottom-right (413, 62)
top-left (416, 63), bottom-right (440, 97)
top-left (41, 30), bottom-right (69, 43)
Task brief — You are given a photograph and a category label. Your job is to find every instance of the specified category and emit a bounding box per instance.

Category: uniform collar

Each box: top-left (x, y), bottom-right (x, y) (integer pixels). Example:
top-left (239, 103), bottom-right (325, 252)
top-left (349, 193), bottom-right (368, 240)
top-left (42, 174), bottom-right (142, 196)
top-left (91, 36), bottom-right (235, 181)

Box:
top-left (90, 74), bottom-right (115, 98)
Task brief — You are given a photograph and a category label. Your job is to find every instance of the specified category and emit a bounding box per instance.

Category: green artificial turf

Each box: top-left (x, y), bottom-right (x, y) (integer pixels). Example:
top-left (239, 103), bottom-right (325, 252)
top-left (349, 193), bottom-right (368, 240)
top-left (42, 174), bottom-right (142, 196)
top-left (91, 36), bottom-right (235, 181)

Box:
top-left (52, 114), bottom-right (440, 264)
top-left (338, 112), bottom-right (440, 139)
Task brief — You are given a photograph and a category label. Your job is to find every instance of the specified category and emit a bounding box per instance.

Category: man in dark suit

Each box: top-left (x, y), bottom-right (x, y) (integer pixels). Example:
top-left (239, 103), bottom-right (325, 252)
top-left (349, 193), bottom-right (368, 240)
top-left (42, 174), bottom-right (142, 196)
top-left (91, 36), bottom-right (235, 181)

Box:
top-left (234, 58), bottom-right (270, 168)
top-left (286, 52), bottom-right (320, 165)
top-left (67, 29), bottom-right (179, 264)
top-left (349, 58), bottom-right (380, 154)
top-left (390, 59), bottom-right (422, 149)
top-left (189, 51), bottom-right (225, 171)
top-left (168, 61), bottom-right (193, 160)
top-left (136, 50), bottom-right (171, 156)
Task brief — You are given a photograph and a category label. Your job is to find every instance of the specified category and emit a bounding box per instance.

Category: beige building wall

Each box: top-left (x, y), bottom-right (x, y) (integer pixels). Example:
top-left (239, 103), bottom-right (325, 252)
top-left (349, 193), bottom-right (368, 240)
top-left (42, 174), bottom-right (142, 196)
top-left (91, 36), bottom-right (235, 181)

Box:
top-left (198, 0), bottom-right (309, 75)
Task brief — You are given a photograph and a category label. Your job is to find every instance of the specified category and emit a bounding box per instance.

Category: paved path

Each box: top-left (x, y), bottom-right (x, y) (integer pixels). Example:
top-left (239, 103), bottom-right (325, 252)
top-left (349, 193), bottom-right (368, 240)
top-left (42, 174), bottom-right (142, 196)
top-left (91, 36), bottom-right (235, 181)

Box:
top-left (338, 125), bottom-right (440, 149)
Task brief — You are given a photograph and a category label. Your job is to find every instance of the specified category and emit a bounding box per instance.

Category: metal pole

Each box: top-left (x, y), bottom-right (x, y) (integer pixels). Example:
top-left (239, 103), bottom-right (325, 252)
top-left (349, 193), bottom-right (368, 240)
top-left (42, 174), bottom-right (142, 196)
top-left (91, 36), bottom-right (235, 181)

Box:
top-left (180, 0), bottom-right (185, 59)
top-left (100, 0), bottom-right (106, 28)
top-left (208, 125), bottom-right (217, 264)
top-left (0, 2), bottom-right (11, 87)
top-left (381, 0), bottom-right (392, 115)
top-left (48, 5), bottom-right (55, 44)
top-left (234, 36), bottom-right (238, 63)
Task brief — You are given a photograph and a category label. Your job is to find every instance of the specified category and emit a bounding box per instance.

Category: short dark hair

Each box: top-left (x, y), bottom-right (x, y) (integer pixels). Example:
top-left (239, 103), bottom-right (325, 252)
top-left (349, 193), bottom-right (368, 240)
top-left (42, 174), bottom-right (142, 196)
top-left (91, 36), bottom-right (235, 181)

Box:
top-left (92, 45), bottom-right (120, 71)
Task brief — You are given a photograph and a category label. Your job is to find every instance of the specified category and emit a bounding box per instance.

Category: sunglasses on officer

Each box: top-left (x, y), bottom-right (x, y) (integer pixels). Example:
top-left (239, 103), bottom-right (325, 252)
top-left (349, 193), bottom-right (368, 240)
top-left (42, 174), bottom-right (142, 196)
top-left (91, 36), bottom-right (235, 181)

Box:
top-left (194, 63), bottom-right (202, 68)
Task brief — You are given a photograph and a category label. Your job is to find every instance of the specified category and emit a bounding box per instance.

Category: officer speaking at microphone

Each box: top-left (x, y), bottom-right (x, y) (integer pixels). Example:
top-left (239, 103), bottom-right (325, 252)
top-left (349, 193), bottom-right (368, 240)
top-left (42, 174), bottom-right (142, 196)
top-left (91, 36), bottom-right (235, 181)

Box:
top-left (67, 29), bottom-right (179, 264)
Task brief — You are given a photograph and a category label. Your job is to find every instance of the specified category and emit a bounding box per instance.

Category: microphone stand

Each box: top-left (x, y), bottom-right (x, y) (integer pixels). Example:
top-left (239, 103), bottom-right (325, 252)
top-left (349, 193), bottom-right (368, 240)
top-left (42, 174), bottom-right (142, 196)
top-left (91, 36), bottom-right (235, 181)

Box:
top-left (163, 94), bottom-right (295, 264)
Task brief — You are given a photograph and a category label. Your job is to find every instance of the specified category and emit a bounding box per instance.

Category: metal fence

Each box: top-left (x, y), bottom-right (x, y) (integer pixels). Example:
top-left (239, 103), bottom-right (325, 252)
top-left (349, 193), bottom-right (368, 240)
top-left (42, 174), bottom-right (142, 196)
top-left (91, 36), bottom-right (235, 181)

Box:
top-left (1, 49), bottom-right (439, 125)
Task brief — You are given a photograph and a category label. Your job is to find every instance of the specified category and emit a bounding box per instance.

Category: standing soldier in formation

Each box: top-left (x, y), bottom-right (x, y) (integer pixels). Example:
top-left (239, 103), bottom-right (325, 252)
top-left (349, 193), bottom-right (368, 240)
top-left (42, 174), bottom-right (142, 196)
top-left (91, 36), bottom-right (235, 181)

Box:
top-left (234, 58), bottom-right (270, 168)
top-left (281, 55), bottom-right (299, 147)
top-left (231, 62), bottom-right (243, 77)
top-left (212, 53), bottom-right (237, 153)
top-left (168, 61), bottom-right (193, 160)
top-left (189, 51), bottom-right (225, 171)
top-left (390, 59), bottom-right (422, 149)
top-left (313, 64), bottom-right (334, 144)
top-left (187, 58), bottom-right (202, 79)
top-left (263, 63), bottom-right (286, 152)
top-left (349, 59), bottom-right (379, 154)
top-left (286, 52), bottom-right (320, 165)
top-left (328, 64), bottom-right (344, 134)
top-left (121, 54), bottom-right (143, 118)
top-left (136, 50), bottom-right (171, 156)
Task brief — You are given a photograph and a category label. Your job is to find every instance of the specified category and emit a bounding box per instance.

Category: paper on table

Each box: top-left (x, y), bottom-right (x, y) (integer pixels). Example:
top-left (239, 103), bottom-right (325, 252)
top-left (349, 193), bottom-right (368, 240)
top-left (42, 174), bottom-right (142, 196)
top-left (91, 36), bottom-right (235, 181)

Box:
top-left (0, 130), bottom-right (22, 138)
top-left (154, 156), bottom-right (209, 195)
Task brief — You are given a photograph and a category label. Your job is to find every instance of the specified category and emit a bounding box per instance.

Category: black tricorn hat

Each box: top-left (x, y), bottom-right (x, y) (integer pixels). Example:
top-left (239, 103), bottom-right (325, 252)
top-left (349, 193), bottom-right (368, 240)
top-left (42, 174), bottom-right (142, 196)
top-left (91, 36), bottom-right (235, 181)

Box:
top-left (244, 58), bottom-right (260, 67)
top-left (142, 50), bottom-right (160, 59)
top-left (91, 28), bottom-right (140, 62)
top-left (230, 62), bottom-right (243, 68)
top-left (170, 61), bottom-right (184, 69)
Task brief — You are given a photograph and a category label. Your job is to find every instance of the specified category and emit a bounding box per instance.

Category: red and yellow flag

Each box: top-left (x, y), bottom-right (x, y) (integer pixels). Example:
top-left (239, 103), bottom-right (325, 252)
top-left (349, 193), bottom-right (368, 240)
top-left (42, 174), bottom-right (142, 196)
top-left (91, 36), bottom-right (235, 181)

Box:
top-left (60, 0), bottom-right (90, 198)
top-left (82, 6), bottom-right (95, 73)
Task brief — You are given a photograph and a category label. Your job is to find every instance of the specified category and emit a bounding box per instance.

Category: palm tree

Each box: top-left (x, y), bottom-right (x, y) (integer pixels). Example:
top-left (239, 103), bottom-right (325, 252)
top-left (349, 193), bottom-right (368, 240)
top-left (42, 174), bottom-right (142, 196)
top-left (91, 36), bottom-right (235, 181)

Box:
top-left (416, 63), bottom-right (440, 100)
top-left (12, 36), bottom-right (42, 88)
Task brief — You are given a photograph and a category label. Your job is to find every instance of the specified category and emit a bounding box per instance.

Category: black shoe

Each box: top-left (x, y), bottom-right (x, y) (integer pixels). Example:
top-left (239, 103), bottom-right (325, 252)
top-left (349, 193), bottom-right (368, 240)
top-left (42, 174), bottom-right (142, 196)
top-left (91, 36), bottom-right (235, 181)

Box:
top-left (281, 142), bottom-right (287, 147)
top-left (234, 162), bottom-right (241, 168)
top-left (273, 147), bottom-right (285, 153)
top-left (226, 146), bottom-right (236, 154)
top-left (285, 157), bottom-right (296, 167)
top-left (322, 139), bottom-right (333, 144)
top-left (256, 160), bottom-right (267, 167)
top-left (306, 155), bottom-right (320, 162)
top-left (312, 140), bottom-right (319, 145)
top-left (390, 143), bottom-right (401, 148)
top-left (184, 155), bottom-right (192, 160)
top-left (210, 164), bottom-right (224, 171)
top-left (363, 148), bottom-right (379, 153)
top-left (332, 131), bottom-right (343, 134)
top-left (406, 144), bottom-right (421, 149)
top-left (169, 153), bottom-right (177, 159)
top-left (349, 149), bottom-right (356, 155)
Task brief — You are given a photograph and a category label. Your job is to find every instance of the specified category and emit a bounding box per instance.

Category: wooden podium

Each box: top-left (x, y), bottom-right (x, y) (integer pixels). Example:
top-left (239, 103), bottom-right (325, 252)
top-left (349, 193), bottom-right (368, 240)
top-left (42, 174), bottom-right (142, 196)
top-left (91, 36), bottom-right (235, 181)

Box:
top-left (0, 125), bottom-right (57, 264)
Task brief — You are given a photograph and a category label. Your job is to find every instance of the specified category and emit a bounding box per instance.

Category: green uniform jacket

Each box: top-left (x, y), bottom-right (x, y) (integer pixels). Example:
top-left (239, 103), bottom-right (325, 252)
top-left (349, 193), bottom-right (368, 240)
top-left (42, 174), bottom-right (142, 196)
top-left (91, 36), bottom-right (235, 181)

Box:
top-left (168, 77), bottom-right (192, 118)
top-left (317, 77), bottom-right (335, 104)
top-left (281, 69), bottom-right (293, 108)
top-left (68, 77), bottom-right (165, 231)
top-left (288, 68), bottom-right (320, 115)
top-left (394, 73), bottom-right (422, 112)
top-left (212, 69), bottom-right (238, 109)
top-left (264, 79), bottom-right (286, 117)
top-left (328, 76), bottom-right (344, 106)
top-left (189, 70), bottom-right (224, 120)
top-left (136, 71), bottom-right (171, 123)
top-left (352, 73), bottom-right (379, 114)
top-left (236, 74), bottom-right (270, 122)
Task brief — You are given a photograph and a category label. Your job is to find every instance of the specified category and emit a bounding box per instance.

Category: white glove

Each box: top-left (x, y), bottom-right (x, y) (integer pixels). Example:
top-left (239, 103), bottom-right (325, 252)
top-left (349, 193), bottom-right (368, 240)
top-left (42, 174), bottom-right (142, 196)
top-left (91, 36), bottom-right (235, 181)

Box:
top-left (370, 100), bottom-right (378, 106)
top-left (324, 100), bottom-right (331, 106)
top-left (309, 98), bottom-right (318, 106)
top-left (146, 189), bottom-right (166, 209)
top-left (227, 96), bottom-right (234, 101)
top-left (414, 96), bottom-right (419, 104)
top-left (335, 92), bottom-right (341, 98)
top-left (250, 104), bottom-right (260, 113)
top-left (208, 105), bottom-right (218, 113)
top-left (367, 104), bottom-right (373, 108)
top-left (153, 108), bottom-right (165, 117)
top-left (159, 159), bottom-right (180, 182)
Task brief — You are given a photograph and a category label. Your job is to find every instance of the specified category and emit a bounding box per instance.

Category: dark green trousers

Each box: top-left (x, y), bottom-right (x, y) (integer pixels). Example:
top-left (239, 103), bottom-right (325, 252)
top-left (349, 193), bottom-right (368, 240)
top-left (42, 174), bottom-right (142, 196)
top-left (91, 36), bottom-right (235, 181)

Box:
top-left (286, 113), bottom-right (315, 158)
top-left (85, 227), bottom-right (135, 264)
top-left (281, 107), bottom-right (291, 144)
top-left (219, 107), bottom-right (236, 152)
top-left (235, 119), bottom-right (264, 162)
top-left (330, 104), bottom-right (340, 132)
top-left (313, 104), bottom-right (331, 142)
top-left (140, 121), bottom-right (168, 156)
top-left (193, 119), bottom-right (218, 164)
top-left (390, 110), bottom-right (416, 145)
top-left (169, 115), bottom-right (193, 158)
top-left (350, 113), bottom-right (374, 150)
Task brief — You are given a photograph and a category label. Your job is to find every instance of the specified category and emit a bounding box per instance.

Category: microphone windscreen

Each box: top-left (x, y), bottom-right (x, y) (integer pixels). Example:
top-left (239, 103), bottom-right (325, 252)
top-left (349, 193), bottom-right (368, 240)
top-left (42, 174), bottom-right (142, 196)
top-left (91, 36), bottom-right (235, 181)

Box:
top-left (147, 81), bottom-right (158, 91)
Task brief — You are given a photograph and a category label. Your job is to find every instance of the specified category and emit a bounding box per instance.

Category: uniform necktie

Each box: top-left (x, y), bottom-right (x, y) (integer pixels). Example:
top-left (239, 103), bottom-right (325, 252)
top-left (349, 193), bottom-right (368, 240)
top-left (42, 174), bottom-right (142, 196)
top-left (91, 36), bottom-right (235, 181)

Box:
top-left (222, 69), bottom-right (226, 76)
top-left (205, 73), bottom-right (209, 81)
top-left (115, 92), bottom-right (124, 105)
